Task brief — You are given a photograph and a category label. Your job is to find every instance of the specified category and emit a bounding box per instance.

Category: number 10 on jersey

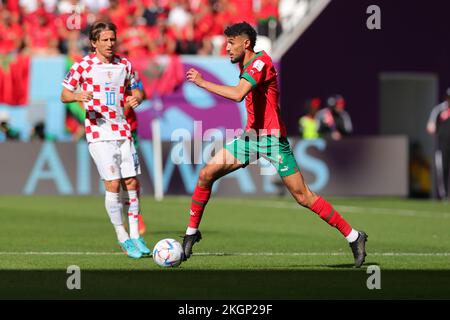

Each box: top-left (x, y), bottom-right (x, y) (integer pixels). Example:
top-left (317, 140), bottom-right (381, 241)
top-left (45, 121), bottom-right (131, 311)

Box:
top-left (105, 92), bottom-right (116, 106)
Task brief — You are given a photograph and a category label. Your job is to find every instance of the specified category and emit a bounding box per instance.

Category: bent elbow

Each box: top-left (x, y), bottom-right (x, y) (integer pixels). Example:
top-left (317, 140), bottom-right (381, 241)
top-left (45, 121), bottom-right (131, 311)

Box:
top-left (234, 94), bottom-right (245, 103)
top-left (61, 97), bottom-right (70, 104)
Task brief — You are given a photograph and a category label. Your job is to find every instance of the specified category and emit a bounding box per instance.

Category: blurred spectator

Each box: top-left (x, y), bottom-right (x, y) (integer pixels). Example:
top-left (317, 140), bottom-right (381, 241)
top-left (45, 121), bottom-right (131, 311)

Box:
top-left (106, 0), bottom-right (129, 31)
top-left (191, 1), bottom-right (215, 55)
top-left (298, 97), bottom-right (320, 139)
top-left (0, 111), bottom-right (19, 141)
top-left (23, 7), bottom-right (59, 55)
top-left (119, 8), bottom-right (153, 58)
top-left (82, 0), bottom-right (109, 13)
top-left (168, 0), bottom-right (198, 54)
top-left (211, 0), bottom-right (238, 34)
top-left (1, 0), bottom-right (286, 57)
top-left (147, 13), bottom-right (177, 55)
top-left (256, 0), bottom-right (282, 41)
top-left (0, 8), bottom-right (23, 54)
top-left (427, 87), bottom-right (450, 200)
top-left (30, 121), bottom-right (46, 140)
top-left (409, 141), bottom-right (431, 198)
top-left (141, 0), bottom-right (164, 27)
top-left (20, 0), bottom-right (57, 14)
top-left (56, 0), bottom-right (89, 57)
top-left (316, 94), bottom-right (353, 140)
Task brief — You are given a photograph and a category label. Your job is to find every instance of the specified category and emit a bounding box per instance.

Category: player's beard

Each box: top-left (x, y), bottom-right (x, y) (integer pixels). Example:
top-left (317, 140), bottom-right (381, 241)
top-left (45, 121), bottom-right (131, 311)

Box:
top-left (230, 52), bottom-right (244, 64)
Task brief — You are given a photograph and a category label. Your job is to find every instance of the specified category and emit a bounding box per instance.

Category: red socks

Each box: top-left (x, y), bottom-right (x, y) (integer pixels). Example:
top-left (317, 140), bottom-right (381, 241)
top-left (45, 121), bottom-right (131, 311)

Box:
top-left (310, 196), bottom-right (352, 237)
top-left (188, 185), bottom-right (212, 229)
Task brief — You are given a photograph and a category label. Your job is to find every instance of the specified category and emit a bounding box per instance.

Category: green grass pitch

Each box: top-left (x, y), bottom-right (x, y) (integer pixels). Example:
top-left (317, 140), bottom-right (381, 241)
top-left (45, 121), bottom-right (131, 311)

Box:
top-left (0, 195), bottom-right (449, 299)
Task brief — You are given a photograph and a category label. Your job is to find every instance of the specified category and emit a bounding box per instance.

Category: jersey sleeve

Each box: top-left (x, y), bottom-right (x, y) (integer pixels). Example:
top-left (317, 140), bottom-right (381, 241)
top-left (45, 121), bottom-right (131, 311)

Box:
top-left (240, 59), bottom-right (267, 88)
top-left (62, 62), bottom-right (83, 91)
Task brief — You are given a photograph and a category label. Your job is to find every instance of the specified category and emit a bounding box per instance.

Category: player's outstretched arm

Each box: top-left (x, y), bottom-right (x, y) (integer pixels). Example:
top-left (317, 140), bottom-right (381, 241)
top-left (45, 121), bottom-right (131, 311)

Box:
top-left (186, 68), bottom-right (252, 102)
top-left (60, 88), bottom-right (93, 103)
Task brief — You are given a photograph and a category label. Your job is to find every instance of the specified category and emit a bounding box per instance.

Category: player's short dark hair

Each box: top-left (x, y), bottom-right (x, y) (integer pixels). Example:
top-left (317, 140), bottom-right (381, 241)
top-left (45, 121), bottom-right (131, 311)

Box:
top-left (224, 22), bottom-right (257, 49)
top-left (89, 21), bottom-right (117, 50)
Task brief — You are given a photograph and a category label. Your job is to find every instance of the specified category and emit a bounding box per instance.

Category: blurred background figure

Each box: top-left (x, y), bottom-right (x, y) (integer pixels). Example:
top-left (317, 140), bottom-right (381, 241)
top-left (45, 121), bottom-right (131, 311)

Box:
top-left (316, 94), bottom-right (352, 141)
top-left (298, 97), bottom-right (320, 139)
top-left (23, 4), bottom-right (59, 56)
top-left (255, 0), bottom-right (282, 42)
top-left (409, 141), bottom-right (431, 198)
top-left (30, 121), bottom-right (46, 140)
top-left (0, 111), bottom-right (19, 141)
top-left (426, 87), bottom-right (450, 200)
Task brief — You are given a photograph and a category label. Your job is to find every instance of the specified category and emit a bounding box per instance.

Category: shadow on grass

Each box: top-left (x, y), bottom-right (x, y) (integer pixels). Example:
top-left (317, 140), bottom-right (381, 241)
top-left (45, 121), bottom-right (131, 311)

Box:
top-left (326, 262), bottom-right (380, 268)
top-left (0, 269), bottom-right (449, 299)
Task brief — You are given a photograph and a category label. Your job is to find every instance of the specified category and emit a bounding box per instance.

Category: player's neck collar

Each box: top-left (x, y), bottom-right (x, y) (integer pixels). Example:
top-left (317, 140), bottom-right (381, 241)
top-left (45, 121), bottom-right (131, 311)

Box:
top-left (243, 51), bottom-right (263, 69)
top-left (94, 53), bottom-right (115, 64)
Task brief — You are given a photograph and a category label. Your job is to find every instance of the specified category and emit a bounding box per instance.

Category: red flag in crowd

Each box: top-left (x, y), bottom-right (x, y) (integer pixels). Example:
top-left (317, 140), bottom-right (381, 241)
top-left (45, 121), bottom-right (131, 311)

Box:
top-left (0, 54), bottom-right (30, 106)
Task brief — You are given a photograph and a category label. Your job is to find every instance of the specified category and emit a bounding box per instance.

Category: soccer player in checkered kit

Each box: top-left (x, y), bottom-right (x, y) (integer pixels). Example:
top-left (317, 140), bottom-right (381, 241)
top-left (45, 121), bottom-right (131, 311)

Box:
top-left (60, 22), bottom-right (150, 259)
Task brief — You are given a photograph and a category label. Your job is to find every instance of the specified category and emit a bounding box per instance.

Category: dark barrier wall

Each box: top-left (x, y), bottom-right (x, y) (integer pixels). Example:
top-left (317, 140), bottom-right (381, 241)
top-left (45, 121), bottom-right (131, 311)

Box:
top-left (0, 136), bottom-right (407, 196)
top-left (281, 0), bottom-right (450, 135)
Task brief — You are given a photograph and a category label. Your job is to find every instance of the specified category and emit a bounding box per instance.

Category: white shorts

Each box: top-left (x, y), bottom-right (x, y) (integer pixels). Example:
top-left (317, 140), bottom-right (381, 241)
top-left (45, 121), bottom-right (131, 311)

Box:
top-left (88, 139), bottom-right (141, 181)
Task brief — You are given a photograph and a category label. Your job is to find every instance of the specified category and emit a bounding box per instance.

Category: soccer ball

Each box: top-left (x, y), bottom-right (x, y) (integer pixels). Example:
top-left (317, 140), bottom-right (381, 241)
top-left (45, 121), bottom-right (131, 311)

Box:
top-left (152, 238), bottom-right (183, 267)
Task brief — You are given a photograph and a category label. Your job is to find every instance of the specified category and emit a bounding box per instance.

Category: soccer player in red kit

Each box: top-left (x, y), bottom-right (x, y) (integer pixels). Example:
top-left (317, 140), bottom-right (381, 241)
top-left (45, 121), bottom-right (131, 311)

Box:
top-left (183, 22), bottom-right (368, 267)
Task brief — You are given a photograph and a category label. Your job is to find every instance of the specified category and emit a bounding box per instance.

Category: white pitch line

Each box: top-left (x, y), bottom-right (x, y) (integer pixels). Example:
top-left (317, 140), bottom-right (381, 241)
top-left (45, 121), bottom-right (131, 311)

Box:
top-left (194, 252), bottom-right (450, 257)
top-left (0, 251), bottom-right (449, 257)
top-left (225, 199), bottom-right (450, 218)
top-left (0, 252), bottom-right (124, 256)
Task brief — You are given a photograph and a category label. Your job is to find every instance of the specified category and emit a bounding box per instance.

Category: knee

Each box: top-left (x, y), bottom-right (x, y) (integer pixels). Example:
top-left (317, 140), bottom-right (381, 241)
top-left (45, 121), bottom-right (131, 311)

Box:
top-left (294, 191), bottom-right (317, 208)
top-left (123, 177), bottom-right (138, 190)
top-left (105, 180), bottom-right (121, 193)
top-left (198, 167), bottom-right (215, 186)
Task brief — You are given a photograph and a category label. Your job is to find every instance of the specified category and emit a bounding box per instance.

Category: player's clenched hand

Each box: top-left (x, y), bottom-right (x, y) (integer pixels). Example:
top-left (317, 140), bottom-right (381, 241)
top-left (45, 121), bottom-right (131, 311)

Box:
top-left (126, 96), bottom-right (140, 109)
top-left (186, 68), bottom-right (205, 87)
top-left (75, 91), bottom-right (93, 102)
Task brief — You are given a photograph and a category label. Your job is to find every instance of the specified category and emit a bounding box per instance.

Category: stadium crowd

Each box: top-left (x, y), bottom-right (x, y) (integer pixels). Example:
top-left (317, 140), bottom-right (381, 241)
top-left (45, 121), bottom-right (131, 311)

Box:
top-left (0, 0), bottom-right (281, 58)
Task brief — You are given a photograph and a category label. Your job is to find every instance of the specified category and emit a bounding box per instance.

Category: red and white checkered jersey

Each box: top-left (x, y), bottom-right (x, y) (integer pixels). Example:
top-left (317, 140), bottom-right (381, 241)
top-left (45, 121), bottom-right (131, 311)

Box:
top-left (62, 54), bottom-right (137, 143)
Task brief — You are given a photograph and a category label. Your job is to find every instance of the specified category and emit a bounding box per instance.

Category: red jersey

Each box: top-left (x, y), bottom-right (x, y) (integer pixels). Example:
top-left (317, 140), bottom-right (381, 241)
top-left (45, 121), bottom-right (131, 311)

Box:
top-left (239, 51), bottom-right (286, 137)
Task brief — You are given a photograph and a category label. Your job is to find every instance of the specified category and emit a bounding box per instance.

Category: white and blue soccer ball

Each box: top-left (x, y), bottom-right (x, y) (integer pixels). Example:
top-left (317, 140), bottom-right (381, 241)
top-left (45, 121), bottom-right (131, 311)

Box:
top-left (152, 238), bottom-right (183, 267)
